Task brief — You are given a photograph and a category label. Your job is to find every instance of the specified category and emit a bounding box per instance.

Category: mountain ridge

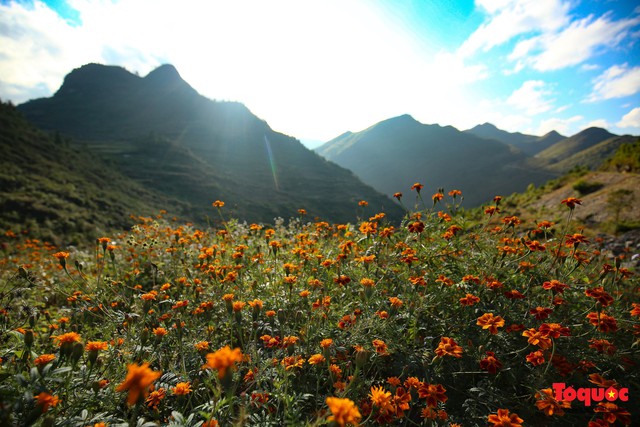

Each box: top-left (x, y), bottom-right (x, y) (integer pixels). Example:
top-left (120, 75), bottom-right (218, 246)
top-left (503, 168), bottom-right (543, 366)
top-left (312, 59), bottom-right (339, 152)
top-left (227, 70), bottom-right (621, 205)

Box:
top-left (17, 63), bottom-right (405, 224)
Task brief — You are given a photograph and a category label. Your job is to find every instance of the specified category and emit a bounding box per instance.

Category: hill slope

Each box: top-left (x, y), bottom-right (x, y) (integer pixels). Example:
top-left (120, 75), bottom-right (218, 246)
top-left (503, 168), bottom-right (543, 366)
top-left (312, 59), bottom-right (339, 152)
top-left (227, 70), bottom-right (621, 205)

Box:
top-left (18, 64), bottom-right (404, 224)
top-left (317, 115), bottom-right (557, 207)
top-left (0, 101), bottom-right (183, 244)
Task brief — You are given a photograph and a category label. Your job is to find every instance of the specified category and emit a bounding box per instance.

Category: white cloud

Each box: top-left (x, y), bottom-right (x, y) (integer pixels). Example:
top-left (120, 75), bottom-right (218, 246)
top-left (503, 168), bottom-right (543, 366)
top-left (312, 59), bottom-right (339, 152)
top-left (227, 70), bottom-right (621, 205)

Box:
top-left (0, 1), bottom-right (102, 101)
top-left (617, 107), bottom-right (640, 128)
top-left (509, 12), bottom-right (640, 71)
top-left (586, 64), bottom-right (640, 102)
top-left (506, 80), bottom-right (554, 115)
top-left (581, 63), bottom-right (600, 71)
top-left (585, 119), bottom-right (610, 129)
top-left (460, 0), bottom-right (569, 57)
top-left (536, 115), bottom-right (584, 136)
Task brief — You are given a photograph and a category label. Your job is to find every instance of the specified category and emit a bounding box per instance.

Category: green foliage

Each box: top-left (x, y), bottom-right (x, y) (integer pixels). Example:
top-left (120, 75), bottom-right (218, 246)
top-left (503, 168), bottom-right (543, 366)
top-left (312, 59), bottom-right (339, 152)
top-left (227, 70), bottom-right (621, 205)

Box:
top-left (0, 191), bottom-right (638, 426)
top-left (572, 180), bottom-right (604, 196)
top-left (0, 101), bottom-right (179, 245)
top-left (601, 139), bottom-right (640, 173)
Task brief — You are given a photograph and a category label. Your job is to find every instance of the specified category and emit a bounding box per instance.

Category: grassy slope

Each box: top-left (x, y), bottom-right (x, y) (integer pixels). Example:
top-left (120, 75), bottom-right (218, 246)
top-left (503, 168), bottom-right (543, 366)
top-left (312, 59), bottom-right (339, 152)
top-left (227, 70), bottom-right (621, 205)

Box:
top-left (0, 101), bottom-right (185, 245)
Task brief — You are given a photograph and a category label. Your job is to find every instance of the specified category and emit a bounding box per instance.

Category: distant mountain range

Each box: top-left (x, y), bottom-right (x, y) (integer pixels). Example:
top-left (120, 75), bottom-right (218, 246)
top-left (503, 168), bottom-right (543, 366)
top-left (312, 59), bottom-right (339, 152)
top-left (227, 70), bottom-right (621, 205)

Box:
top-left (15, 63), bottom-right (404, 226)
top-left (316, 115), bottom-right (637, 207)
top-left (5, 62), bottom-right (637, 239)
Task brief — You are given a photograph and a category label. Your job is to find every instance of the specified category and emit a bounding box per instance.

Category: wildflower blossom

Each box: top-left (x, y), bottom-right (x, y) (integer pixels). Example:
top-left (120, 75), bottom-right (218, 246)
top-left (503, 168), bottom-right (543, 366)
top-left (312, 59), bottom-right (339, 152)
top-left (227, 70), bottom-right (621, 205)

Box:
top-left (488, 409), bottom-right (524, 427)
top-left (146, 387), bottom-right (166, 409)
top-left (479, 351), bottom-right (502, 374)
top-left (560, 197), bottom-right (581, 209)
top-left (476, 313), bottom-right (505, 334)
top-left (535, 388), bottom-right (571, 416)
top-left (326, 396), bottom-right (362, 426)
top-left (35, 392), bottom-right (60, 413)
top-left (202, 346), bottom-right (243, 379)
top-left (52, 332), bottom-right (81, 346)
top-left (172, 382), bottom-right (192, 395)
top-left (418, 382), bottom-right (447, 408)
top-left (116, 362), bottom-right (162, 406)
top-left (435, 337), bottom-right (463, 358)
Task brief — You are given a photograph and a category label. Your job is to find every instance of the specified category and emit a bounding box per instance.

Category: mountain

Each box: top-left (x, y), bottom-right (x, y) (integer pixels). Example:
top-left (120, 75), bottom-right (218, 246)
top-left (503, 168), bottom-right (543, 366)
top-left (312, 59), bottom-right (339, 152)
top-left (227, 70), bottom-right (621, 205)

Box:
top-left (465, 123), bottom-right (566, 155)
top-left (533, 127), bottom-right (616, 163)
top-left (316, 115), bottom-right (557, 207)
top-left (17, 63), bottom-right (404, 224)
top-left (543, 134), bottom-right (637, 173)
top-left (0, 101), bottom-right (183, 244)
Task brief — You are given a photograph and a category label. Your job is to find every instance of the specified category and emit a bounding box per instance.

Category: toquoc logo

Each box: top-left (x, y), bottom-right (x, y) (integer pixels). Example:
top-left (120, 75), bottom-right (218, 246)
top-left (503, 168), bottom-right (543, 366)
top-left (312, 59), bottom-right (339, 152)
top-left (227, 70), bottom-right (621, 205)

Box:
top-left (552, 383), bottom-right (629, 407)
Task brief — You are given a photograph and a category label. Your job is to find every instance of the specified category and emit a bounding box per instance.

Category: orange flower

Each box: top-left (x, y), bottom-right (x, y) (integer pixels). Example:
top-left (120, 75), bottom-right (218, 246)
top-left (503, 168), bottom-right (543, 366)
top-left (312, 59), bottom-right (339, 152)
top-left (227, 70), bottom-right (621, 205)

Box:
top-left (116, 362), bottom-right (162, 406)
top-left (593, 402), bottom-right (631, 425)
top-left (202, 420), bottom-right (219, 427)
top-left (560, 197), bottom-right (582, 209)
top-left (408, 221), bottom-right (425, 233)
top-left (388, 296), bottom-right (403, 308)
top-left (522, 328), bottom-right (552, 349)
top-left (232, 301), bottom-right (246, 312)
top-left (172, 381), bottom-right (192, 395)
top-left (34, 392), bottom-right (60, 413)
top-left (585, 287), bottom-right (614, 306)
top-left (586, 312), bottom-right (618, 332)
top-left (476, 313), bottom-right (505, 334)
top-left (360, 278), bottom-right (375, 288)
top-left (212, 200), bottom-right (225, 208)
top-left (326, 396), bottom-right (362, 427)
top-left (535, 388), bottom-right (571, 416)
top-left (34, 354), bottom-right (55, 368)
top-left (479, 351), bottom-right (502, 374)
top-left (526, 350), bottom-right (545, 366)
top-left (410, 182), bottom-right (424, 193)
top-left (202, 346), bottom-right (243, 379)
top-left (153, 327), bottom-right (168, 337)
top-left (194, 341), bottom-right (210, 352)
top-left (542, 279), bottom-right (568, 293)
top-left (369, 385), bottom-right (394, 413)
top-left (372, 339), bottom-right (388, 355)
top-left (52, 332), bottom-right (81, 346)
top-left (146, 387), bottom-right (166, 409)
top-left (529, 307), bottom-right (552, 320)
top-left (459, 293), bottom-right (480, 306)
top-left (320, 338), bottom-right (334, 348)
top-left (488, 408), bottom-right (524, 427)
top-left (85, 341), bottom-right (108, 352)
top-left (418, 382), bottom-right (447, 408)
top-left (432, 192), bottom-right (444, 203)
top-left (308, 354), bottom-right (326, 365)
top-left (435, 337), bottom-right (463, 358)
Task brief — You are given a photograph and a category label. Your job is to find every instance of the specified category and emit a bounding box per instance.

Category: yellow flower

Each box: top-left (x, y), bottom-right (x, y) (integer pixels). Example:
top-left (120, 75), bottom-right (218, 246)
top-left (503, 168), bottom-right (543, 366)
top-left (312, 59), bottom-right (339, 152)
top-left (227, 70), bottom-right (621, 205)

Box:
top-left (369, 385), bottom-right (393, 412)
top-left (116, 362), bottom-right (162, 406)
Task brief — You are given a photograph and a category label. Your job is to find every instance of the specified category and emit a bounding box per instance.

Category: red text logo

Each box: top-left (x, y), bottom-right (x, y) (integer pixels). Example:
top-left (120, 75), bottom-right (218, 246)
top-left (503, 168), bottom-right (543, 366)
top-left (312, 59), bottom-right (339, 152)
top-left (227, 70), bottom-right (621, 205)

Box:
top-left (552, 383), bottom-right (629, 407)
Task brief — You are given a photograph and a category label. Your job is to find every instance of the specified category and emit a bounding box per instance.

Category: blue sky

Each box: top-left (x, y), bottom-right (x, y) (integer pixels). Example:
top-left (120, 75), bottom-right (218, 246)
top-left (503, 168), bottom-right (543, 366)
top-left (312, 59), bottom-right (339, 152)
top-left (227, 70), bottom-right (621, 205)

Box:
top-left (1, 0), bottom-right (639, 145)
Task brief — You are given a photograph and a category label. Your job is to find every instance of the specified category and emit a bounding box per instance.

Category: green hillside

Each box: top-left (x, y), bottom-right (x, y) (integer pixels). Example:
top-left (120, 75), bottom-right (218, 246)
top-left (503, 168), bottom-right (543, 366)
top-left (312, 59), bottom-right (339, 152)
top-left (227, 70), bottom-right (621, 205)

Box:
top-left (534, 127), bottom-right (616, 164)
top-left (18, 64), bottom-right (404, 224)
top-left (544, 135), bottom-right (636, 172)
top-left (317, 115), bottom-right (557, 207)
top-left (0, 101), bottom-right (183, 244)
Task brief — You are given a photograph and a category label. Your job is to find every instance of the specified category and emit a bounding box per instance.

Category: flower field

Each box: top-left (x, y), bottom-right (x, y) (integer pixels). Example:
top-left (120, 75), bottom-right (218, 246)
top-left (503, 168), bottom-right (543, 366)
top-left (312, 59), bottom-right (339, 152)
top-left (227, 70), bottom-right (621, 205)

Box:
top-left (0, 188), bottom-right (637, 426)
